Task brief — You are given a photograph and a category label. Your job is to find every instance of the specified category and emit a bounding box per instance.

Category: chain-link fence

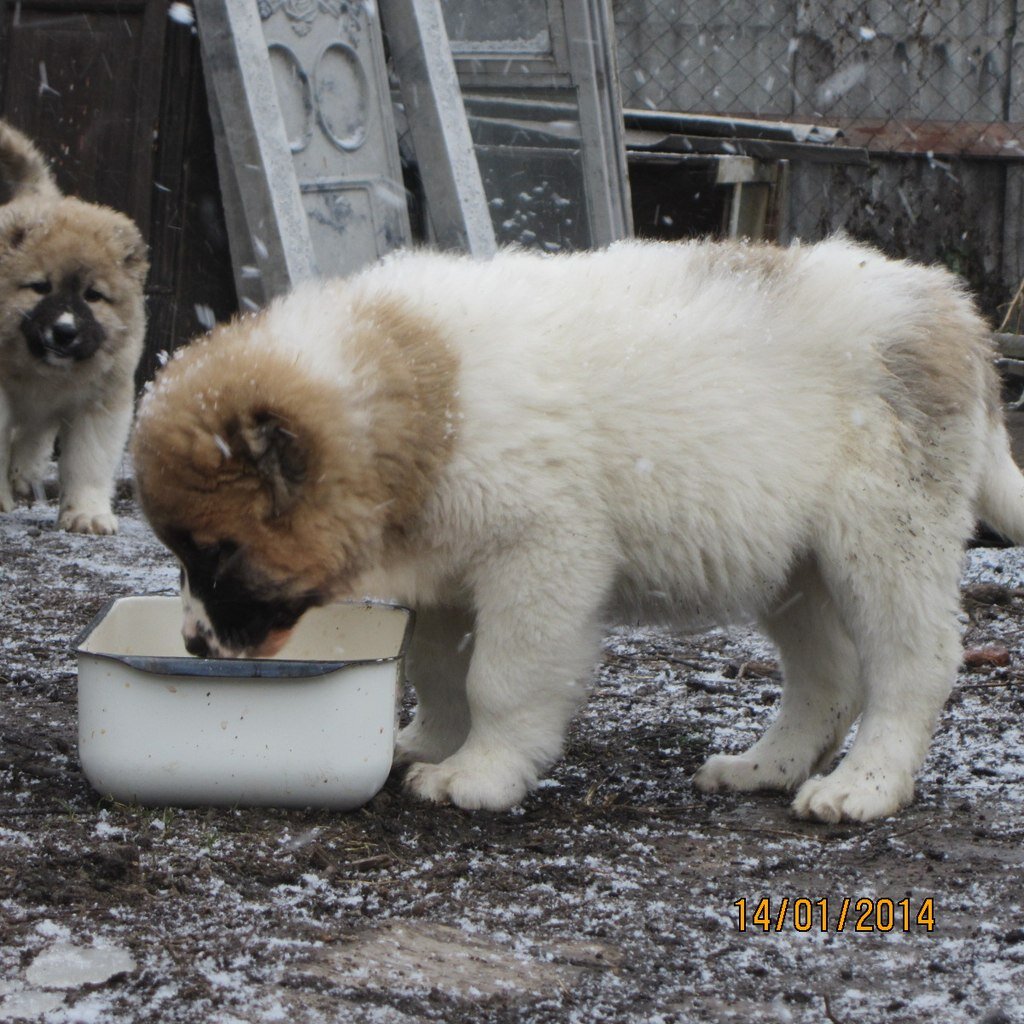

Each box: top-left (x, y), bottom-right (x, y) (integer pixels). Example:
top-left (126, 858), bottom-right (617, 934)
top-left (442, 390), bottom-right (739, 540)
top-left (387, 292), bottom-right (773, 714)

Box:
top-left (614, 0), bottom-right (1022, 157)
top-left (612, 0), bottom-right (1024, 317)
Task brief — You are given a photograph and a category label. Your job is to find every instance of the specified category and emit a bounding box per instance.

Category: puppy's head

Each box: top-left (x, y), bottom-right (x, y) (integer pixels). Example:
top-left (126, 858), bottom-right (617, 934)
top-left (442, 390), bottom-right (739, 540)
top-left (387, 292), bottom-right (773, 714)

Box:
top-left (149, 411), bottom-right (331, 659)
top-left (131, 321), bottom-right (397, 659)
top-left (0, 196), bottom-right (148, 368)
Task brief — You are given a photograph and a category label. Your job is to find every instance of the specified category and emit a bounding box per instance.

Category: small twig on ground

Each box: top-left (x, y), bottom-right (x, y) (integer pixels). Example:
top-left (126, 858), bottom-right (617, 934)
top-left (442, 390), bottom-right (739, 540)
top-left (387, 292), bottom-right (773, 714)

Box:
top-left (682, 677), bottom-right (735, 695)
top-left (876, 822), bottom-right (929, 842)
top-left (823, 991), bottom-right (848, 1024)
top-left (655, 653), bottom-right (708, 672)
top-left (343, 853), bottom-right (393, 869)
top-left (611, 802), bottom-right (706, 818)
top-left (700, 821), bottom-right (839, 843)
top-left (953, 676), bottom-right (1024, 693)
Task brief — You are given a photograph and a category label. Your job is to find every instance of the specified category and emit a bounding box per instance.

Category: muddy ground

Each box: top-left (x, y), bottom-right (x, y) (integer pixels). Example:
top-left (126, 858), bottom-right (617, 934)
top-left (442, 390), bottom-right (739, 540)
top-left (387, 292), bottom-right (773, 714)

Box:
top-left (1, 488), bottom-right (1023, 1024)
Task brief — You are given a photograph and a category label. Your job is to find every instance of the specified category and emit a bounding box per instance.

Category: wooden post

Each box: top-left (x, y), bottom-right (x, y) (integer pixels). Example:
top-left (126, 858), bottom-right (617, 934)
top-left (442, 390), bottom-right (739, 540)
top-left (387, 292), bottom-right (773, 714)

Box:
top-left (195, 0), bottom-right (316, 303)
top-left (379, 0), bottom-right (496, 256)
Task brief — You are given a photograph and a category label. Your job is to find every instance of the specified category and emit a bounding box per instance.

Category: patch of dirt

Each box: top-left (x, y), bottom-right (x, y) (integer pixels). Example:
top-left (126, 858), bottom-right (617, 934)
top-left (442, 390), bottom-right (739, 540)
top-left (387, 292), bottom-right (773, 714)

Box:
top-left (1, 494), bottom-right (1024, 1023)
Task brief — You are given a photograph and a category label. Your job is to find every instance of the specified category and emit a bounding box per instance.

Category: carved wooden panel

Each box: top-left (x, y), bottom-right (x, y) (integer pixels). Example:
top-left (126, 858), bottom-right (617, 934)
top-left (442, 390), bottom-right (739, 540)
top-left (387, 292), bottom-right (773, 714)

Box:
top-left (259, 0), bottom-right (410, 278)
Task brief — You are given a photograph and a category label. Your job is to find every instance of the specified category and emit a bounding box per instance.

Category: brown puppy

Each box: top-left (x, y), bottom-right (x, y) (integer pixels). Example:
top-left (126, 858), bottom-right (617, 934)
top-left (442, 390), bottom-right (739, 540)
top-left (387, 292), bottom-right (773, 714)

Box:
top-left (0, 121), bottom-right (148, 533)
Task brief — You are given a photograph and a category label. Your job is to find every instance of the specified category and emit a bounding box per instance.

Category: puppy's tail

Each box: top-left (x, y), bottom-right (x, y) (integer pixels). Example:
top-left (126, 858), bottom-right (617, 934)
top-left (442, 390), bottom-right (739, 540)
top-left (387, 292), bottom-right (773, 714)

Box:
top-left (0, 120), bottom-right (59, 204)
top-left (977, 419), bottom-right (1024, 544)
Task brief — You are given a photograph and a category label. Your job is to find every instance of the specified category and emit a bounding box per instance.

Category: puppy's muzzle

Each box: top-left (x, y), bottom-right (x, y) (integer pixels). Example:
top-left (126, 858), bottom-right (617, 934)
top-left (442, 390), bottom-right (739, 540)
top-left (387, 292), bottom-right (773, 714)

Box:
top-left (182, 622), bottom-right (293, 660)
top-left (184, 632), bottom-right (212, 658)
top-left (22, 302), bottom-right (103, 363)
top-left (33, 320), bottom-right (88, 363)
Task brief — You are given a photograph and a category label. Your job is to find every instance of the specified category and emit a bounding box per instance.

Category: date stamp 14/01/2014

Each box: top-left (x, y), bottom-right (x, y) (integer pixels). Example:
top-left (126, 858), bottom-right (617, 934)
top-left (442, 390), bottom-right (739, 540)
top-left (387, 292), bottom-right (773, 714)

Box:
top-left (734, 897), bottom-right (936, 933)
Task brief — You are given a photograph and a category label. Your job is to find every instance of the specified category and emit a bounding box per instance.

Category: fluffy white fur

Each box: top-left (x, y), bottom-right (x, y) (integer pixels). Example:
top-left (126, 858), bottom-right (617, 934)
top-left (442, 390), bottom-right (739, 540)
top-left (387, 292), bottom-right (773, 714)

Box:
top-left (140, 237), bottom-right (1024, 821)
top-left (0, 337), bottom-right (137, 532)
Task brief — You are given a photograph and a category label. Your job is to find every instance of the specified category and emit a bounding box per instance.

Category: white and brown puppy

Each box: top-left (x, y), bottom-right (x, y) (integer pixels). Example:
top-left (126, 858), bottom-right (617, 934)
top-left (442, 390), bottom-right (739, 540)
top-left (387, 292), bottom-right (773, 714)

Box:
top-left (0, 121), bottom-right (148, 534)
top-left (132, 238), bottom-right (1024, 822)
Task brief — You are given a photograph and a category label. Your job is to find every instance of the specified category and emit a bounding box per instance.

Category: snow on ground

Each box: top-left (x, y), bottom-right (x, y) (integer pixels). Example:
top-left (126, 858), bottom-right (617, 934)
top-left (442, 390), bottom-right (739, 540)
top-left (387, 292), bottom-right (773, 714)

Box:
top-left (1, 496), bottom-right (1023, 1023)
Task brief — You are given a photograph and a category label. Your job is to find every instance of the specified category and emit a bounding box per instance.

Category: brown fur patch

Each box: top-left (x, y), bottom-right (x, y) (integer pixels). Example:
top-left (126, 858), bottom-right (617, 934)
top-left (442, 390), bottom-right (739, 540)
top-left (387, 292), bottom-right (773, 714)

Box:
top-left (701, 238), bottom-right (803, 286)
top-left (879, 276), bottom-right (996, 427)
top-left (132, 292), bottom-right (458, 601)
top-left (346, 294), bottom-right (459, 546)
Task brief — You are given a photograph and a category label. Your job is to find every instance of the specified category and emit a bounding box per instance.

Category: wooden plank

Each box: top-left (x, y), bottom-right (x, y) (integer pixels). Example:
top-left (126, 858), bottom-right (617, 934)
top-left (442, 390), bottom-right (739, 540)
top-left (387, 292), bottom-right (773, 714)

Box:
top-left (562, 0), bottom-right (633, 243)
top-left (379, 0), bottom-right (495, 256)
top-left (724, 181), bottom-right (771, 240)
top-left (195, 0), bottom-right (316, 301)
top-left (1003, 1), bottom-right (1024, 309)
top-left (713, 155), bottom-right (771, 185)
top-left (766, 157), bottom-right (791, 243)
top-left (142, 25), bottom-right (238, 378)
top-left (624, 128), bottom-right (870, 166)
top-left (444, 0), bottom-right (632, 250)
top-left (624, 108), bottom-right (841, 146)
top-left (838, 118), bottom-right (1024, 159)
top-left (1004, 165), bottom-right (1024, 304)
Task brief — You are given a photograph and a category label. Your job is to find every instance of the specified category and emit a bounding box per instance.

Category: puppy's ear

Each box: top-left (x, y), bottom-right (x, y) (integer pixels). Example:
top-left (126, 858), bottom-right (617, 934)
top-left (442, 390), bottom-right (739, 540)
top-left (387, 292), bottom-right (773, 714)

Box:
top-left (119, 224), bottom-right (149, 280)
top-left (233, 412), bottom-right (308, 517)
top-left (0, 122), bottom-right (60, 203)
top-left (0, 204), bottom-right (36, 255)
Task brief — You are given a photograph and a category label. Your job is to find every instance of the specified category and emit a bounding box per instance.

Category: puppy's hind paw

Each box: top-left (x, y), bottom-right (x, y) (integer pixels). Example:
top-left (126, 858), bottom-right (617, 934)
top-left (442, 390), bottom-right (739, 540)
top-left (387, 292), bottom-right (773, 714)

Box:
top-left (59, 509), bottom-right (118, 535)
top-left (404, 747), bottom-right (535, 811)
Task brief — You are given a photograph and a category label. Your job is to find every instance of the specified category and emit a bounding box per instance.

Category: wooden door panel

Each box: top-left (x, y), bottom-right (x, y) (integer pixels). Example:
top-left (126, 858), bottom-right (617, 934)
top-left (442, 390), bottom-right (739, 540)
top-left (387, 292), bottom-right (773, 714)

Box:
top-left (0, 1), bottom-right (163, 234)
top-left (0, 0), bottom-right (238, 377)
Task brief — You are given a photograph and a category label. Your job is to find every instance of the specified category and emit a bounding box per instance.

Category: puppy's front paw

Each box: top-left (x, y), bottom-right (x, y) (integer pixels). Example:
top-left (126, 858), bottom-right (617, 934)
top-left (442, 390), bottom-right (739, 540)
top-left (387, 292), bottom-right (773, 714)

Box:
top-left (404, 746), bottom-right (535, 811)
top-left (59, 508), bottom-right (118, 535)
top-left (791, 768), bottom-right (913, 823)
top-left (0, 486), bottom-right (14, 514)
top-left (694, 753), bottom-right (801, 794)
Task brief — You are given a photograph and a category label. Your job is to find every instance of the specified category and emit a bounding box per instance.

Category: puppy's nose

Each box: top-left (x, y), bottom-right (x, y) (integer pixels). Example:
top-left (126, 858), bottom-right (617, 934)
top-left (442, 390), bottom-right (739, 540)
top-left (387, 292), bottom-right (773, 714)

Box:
top-left (50, 320), bottom-right (79, 349)
top-left (184, 633), bottom-right (211, 657)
